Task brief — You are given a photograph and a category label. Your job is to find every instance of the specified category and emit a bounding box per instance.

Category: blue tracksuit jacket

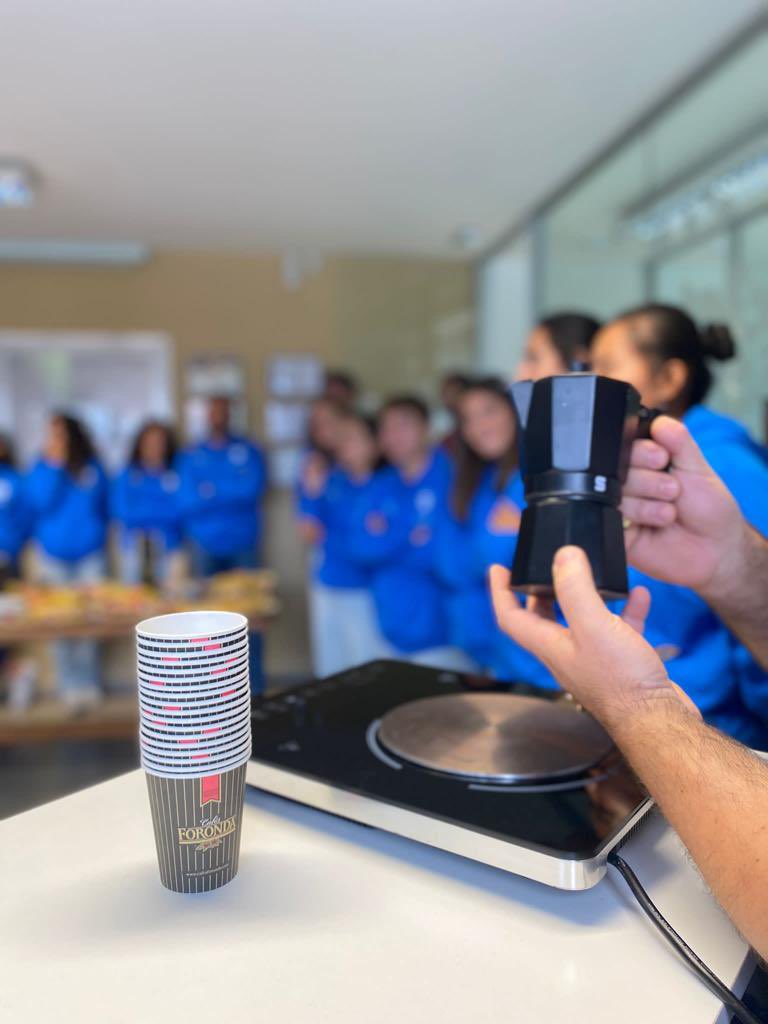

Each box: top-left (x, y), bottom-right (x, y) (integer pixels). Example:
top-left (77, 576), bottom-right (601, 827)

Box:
top-left (111, 462), bottom-right (183, 554)
top-left (25, 459), bottom-right (109, 562)
top-left (629, 404), bottom-right (768, 746)
top-left (433, 464), bottom-right (556, 687)
top-left (177, 436), bottom-right (266, 557)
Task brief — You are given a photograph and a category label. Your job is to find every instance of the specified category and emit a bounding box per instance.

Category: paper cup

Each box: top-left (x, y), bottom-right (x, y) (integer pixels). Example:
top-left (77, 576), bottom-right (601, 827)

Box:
top-left (142, 741), bottom-right (252, 770)
top-left (145, 763), bottom-right (247, 893)
top-left (138, 682), bottom-right (250, 703)
top-left (141, 740), bottom-right (252, 770)
top-left (137, 662), bottom-right (249, 688)
top-left (140, 707), bottom-right (251, 734)
top-left (136, 641), bottom-right (247, 662)
top-left (138, 674), bottom-right (249, 694)
top-left (138, 687), bottom-right (250, 717)
top-left (141, 733), bottom-right (252, 762)
top-left (140, 710), bottom-right (250, 734)
top-left (137, 643), bottom-right (248, 669)
top-left (141, 724), bottom-right (252, 757)
top-left (139, 716), bottom-right (249, 741)
top-left (140, 708), bottom-right (250, 733)
top-left (136, 634), bottom-right (246, 659)
top-left (138, 671), bottom-right (250, 700)
top-left (137, 611), bottom-right (248, 641)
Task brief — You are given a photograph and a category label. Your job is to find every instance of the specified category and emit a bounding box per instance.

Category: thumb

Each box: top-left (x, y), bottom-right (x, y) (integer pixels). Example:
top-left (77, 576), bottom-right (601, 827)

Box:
top-left (551, 546), bottom-right (610, 637)
top-left (651, 416), bottom-right (711, 475)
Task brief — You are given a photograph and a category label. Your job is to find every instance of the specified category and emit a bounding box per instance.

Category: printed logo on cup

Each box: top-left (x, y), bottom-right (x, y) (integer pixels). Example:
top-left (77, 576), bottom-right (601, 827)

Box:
top-left (177, 817), bottom-right (237, 853)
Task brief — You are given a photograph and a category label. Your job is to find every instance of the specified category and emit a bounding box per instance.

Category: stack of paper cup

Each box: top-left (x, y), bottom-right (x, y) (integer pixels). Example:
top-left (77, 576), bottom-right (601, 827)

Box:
top-left (136, 611), bottom-right (251, 893)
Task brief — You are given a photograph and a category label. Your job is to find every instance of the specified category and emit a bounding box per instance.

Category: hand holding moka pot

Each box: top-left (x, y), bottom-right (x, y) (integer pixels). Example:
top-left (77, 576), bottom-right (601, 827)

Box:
top-left (510, 374), bottom-right (654, 599)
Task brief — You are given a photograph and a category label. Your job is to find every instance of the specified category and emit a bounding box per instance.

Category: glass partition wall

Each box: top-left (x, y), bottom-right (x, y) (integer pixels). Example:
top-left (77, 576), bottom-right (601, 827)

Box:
top-left (479, 21), bottom-right (768, 438)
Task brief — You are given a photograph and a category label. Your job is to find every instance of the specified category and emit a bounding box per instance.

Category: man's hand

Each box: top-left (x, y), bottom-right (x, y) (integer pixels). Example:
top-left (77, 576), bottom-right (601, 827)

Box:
top-left (622, 416), bottom-right (747, 599)
top-left (489, 547), bottom-right (697, 734)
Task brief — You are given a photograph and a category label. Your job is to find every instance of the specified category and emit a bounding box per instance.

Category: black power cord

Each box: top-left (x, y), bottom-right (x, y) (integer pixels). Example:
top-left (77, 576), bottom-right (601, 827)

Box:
top-left (607, 849), bottom-right (765, 1024)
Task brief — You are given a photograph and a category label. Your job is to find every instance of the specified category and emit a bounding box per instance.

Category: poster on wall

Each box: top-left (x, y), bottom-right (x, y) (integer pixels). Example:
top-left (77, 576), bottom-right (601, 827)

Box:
top-left (0, 331), bottom-right (173, 469)
top-left (262, 353), bottom-right (324, 490)
top-left (185, 356), bottom-right (244, 397)
top-left (263, 400), bottom-right (308, 444)
top-left (267, 354), bottom-right (324, 398)
top-left (183, 356), bottom-right (246, 442)
top-left (267, 446), bottom-right (304, 489)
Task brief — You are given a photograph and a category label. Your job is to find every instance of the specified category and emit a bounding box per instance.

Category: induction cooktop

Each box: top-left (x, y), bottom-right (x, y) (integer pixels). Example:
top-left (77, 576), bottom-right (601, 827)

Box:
top-left (246, 661), bottom-right (653, 890)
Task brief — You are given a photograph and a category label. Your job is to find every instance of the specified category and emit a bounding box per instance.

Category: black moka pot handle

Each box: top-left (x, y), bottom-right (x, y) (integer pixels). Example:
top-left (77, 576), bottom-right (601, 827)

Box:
top-left (637, 406), bottom-right (662, 440)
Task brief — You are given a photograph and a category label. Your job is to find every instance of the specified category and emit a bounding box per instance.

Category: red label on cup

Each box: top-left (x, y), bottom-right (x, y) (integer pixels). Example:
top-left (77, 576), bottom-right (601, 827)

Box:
top-left (201, 775), bottom-right (221, 805)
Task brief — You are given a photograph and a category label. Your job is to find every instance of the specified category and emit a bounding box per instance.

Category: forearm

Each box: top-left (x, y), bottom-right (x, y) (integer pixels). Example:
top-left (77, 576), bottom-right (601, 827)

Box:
top-left (608, 698), bottom-right (768, 958)
top-left (702, 525), bottom-right (768, 669)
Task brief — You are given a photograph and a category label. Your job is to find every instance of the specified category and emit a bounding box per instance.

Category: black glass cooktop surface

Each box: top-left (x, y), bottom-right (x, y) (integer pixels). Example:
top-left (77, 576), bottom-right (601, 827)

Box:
top-left (249, 660), bottom-right (649, 861)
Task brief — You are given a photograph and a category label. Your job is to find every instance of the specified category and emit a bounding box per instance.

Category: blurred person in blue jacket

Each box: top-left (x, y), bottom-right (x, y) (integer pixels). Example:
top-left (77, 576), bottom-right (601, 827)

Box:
top-left (338, 396), bottom-right (474, 671)
top-left (178, 396), bottom-right (267, 693)
top-left (515, 312), bottom-right (601, 380)
top-left (0, 434), bottom-right (30, 577)
top-left (434, 379), bottom-right (556, 687)
top-left (435, 372), bottom-right (471, 458)
top-left (178, 396), bottom-right (266, 576)
top-left (112, 421), bottom-right (182, 587)
top-left (323, 369), bottom-right (358, 410)
top-left (26, 414), bottom-right (109, 710)
top-left (0, 434), bottom-right (36, 709)
top-left (295, 396), bottom-right (346, 540)
top-left (300, 410), bottom-right (390, 677)
top-left (591, 303), bottom-right (768, 746)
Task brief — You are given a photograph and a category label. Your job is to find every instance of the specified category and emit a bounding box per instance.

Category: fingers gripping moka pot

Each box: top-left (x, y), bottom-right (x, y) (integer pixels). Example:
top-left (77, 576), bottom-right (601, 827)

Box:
top-left (510, 374), bottom-right (647, 600)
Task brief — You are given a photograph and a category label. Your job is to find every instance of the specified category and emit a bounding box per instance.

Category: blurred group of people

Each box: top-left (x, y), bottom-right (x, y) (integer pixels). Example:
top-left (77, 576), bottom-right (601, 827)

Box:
top-left (2, 304), bottom-right (767, 743)
top-left (0, 397), bottom-right (266, 709)
top-left (295, 303), bottom-right (768, 748)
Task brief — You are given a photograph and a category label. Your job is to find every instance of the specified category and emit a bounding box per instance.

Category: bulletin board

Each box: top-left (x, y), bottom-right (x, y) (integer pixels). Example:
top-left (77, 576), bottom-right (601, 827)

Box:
top-left (0, 331), bottom-right (174, 469)
top-left (263, 353), bottom-right (324, 487)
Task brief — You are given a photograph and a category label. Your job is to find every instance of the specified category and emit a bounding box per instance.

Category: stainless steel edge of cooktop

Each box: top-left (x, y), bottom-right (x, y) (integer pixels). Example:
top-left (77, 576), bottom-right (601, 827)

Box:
top-left (245, 758), bottom-right (654, 891)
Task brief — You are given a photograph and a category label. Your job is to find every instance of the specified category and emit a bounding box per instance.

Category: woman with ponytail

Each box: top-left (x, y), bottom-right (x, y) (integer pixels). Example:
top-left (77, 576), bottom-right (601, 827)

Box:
top-left (591, 304), bottom-right (768, 745)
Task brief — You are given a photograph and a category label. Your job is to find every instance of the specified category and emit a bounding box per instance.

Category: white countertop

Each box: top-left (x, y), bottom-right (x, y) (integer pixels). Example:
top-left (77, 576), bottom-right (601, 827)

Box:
top-left (0, 770), bottom-right (752, 1023)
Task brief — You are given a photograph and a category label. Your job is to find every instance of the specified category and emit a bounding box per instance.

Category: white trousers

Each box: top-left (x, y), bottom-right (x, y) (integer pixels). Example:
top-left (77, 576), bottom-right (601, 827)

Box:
top-left (309, 583), bottom-right (391, 678)
top-left (309, 582), bottom-right (478, 678)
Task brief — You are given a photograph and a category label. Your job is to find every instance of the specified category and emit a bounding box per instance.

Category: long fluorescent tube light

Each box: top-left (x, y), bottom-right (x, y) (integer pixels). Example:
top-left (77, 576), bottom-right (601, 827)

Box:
top-left (0, 240), bottom-right (150, 265)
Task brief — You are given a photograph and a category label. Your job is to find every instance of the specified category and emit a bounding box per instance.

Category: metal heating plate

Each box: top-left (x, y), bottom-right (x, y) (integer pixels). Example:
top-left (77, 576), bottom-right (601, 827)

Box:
top-left (377, 692), bottom-right (614, 783)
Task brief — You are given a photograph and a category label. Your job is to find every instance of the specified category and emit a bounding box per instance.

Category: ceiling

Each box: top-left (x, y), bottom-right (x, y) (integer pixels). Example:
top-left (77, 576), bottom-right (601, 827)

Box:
top-left (1, 0), bottom-right (764, 257)
top-left (548, 27), bottom-right (768, 240)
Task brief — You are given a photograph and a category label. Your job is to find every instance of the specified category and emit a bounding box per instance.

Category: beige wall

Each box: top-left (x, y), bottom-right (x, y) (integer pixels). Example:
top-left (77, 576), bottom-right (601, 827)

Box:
top-left (0, 250), bottom-right (473, 428)
top-left (331, 257), bottom-right (474, 404)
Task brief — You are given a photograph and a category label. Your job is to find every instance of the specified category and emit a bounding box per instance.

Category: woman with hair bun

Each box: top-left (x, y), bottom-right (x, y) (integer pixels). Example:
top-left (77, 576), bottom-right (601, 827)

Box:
top-left (591, 303), bottom-right (768, 746)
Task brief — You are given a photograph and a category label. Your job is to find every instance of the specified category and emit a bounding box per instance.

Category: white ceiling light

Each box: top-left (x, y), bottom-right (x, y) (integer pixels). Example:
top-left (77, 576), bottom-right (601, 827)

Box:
top-left (0, 161), bottom-right (35, 208)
